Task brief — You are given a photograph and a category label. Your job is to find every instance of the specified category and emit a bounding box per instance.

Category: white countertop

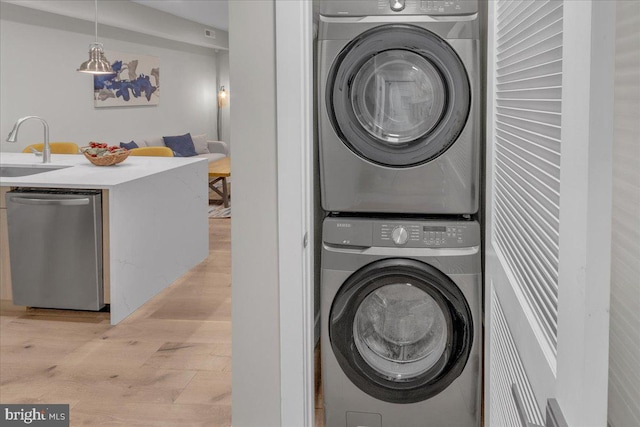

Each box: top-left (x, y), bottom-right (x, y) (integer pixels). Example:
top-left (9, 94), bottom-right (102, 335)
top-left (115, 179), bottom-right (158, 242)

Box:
top-left (0, 153), bottom-right (207, 189)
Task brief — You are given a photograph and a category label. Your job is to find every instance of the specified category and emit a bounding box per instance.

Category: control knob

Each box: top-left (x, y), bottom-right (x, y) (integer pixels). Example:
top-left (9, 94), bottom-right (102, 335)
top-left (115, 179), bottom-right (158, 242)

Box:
top-left (390, 0), bottom-right (406, 12)
top-left (392, 226), bottom-right (408, 245)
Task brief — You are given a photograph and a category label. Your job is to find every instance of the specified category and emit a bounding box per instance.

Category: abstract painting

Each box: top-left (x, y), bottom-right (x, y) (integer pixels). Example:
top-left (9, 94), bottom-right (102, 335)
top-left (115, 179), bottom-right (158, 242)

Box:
top-left (93, 51), bottom-right (159, 107)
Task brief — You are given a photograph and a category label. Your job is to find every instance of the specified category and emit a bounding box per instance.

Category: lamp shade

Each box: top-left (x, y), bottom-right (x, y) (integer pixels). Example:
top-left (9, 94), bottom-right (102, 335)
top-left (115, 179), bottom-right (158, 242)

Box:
top-left (78, 43), bottom-right (114, 74)
top-left (218, 86), bottom-right (228, 108)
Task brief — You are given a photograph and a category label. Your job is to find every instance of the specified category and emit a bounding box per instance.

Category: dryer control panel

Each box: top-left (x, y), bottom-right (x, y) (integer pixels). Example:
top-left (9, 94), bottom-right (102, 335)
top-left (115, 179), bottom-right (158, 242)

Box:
top-left (319, 0), bottom-right (478, 17)
top-left (323, 217), bottom-right (480, 248)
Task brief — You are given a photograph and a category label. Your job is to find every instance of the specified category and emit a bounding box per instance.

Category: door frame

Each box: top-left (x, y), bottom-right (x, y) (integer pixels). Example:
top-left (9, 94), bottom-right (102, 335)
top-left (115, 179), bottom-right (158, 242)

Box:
top-left (275, 1), bottom-right (315, 425)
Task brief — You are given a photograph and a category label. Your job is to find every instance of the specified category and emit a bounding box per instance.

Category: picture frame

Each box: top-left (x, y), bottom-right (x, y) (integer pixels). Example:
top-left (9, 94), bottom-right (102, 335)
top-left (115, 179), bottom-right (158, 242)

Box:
top-left (93, 51), bottom-right (159, 107)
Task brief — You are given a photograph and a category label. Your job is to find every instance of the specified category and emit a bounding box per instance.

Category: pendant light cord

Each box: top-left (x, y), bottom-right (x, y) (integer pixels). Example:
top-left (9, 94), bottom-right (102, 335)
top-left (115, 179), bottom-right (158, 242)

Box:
top-left (94, 0), bottom-right (98, 43)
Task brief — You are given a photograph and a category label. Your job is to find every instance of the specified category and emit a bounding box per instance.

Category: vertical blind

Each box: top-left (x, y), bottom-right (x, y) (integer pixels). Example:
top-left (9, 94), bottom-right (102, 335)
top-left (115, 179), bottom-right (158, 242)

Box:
top-left (492, 0), bottom-right (563, 356)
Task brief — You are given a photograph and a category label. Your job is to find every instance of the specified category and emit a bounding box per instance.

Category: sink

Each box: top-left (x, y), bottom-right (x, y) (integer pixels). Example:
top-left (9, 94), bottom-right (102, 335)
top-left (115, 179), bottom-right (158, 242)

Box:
top-left (0, 165), bottom-right (71, 177)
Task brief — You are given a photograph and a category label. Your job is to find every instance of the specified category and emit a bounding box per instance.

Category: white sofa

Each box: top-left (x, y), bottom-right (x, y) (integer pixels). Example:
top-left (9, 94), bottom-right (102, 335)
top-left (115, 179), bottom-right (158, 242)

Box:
top-left (201, 141), bottom-right (228, 163)
top-left (131, 134), bottom-right (228, 163)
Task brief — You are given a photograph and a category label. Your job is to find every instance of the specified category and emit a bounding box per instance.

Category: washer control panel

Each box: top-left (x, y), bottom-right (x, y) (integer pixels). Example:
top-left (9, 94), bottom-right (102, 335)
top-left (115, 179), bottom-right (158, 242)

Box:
top-left (323, 217), bottom-right (480, 248)
top-left (377, 222), bottom-right (477, 247)
top-left (378, 0), bottom-right (474, 14)
top-left (319, 0), bottom-right (477, 17)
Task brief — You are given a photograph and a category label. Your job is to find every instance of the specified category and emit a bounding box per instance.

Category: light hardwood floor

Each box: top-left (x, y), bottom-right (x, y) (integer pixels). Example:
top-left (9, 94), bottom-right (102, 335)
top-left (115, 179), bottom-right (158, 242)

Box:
top-left (0, 218), bottom-right (326, 426)
top-left (0, 219), bottom-right (232, 426)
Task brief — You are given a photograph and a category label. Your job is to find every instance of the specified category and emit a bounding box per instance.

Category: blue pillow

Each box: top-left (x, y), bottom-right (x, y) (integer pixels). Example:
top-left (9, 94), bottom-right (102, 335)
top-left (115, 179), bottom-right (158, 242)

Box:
top-left (120, 141), bottom-right (138, 150)
top-left (163, 133), bottom-right (197, 157)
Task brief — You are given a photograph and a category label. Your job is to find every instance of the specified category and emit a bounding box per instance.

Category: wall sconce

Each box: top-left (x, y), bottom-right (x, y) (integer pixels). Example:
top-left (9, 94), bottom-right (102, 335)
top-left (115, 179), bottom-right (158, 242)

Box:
top-left (77, 0), bottom-right (113, 75)
top-left (218, 86), bottom-right (228, 108)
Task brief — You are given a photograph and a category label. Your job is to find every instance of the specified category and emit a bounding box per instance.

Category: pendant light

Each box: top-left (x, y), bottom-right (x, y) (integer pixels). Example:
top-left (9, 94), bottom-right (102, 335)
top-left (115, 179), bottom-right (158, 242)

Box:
top-left (77, 0), bottom-right (113, 75)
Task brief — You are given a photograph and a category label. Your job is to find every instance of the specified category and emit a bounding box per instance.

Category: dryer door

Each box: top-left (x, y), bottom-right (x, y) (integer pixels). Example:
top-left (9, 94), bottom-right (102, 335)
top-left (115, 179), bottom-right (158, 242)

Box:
top-left (329, 258), bottom-right (473, 404)
top-left (327, 24), bottom-right (470, 167)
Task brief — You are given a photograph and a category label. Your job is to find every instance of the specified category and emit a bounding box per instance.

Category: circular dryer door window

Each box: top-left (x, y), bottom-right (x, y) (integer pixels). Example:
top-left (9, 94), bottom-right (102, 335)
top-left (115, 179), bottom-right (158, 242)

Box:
top-left (327, 24), bottom-right (471, 167)
top-left (351, 50), bottom-right (447, 145)
top-left (329, 258), bottom-right (473, 404)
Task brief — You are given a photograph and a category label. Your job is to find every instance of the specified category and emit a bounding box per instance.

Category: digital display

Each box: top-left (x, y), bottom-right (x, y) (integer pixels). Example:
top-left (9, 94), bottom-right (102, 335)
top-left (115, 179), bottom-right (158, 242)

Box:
top-left (423, 226), bottom-right (446, 232)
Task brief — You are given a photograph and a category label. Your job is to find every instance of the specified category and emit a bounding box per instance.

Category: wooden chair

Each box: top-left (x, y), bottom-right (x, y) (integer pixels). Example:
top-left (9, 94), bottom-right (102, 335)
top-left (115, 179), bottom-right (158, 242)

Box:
top-left (23, 142), bottom-right (79, 154)
top-left (128, 146), bottom-right (174, 157)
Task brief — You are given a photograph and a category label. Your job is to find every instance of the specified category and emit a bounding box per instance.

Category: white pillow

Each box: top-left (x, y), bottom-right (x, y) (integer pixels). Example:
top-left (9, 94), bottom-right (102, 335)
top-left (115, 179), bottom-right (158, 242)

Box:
top-left (144, 136), bottom-right (164, 147)
top-left (191, 134), bottom-right (210, 155)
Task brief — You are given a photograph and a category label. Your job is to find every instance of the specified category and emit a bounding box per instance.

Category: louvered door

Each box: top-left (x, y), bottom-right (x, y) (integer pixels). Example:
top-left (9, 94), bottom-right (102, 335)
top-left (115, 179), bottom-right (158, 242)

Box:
top-left (485, 1), bottom-right (615, 426)
top-left (608, 2), bottom-right (640, 426)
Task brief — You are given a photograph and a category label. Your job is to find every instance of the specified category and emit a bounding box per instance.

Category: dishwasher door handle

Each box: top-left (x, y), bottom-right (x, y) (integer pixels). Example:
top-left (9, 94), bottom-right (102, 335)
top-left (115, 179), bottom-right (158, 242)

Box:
top-left (9, 196), bottom-right (90, 206)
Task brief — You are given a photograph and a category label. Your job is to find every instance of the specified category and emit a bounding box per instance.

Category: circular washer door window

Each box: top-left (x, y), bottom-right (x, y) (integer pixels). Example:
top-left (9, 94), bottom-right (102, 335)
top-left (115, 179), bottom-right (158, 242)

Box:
top-left (327, 24), bottom-right (471, 167)
top-left (329, 258), bottom-right (473, 403)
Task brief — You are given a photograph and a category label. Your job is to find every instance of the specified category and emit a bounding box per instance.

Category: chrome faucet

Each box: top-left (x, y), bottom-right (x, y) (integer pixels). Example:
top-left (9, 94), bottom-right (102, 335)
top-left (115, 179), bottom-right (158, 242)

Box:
top-left (6, 116), bottom-right (51, 163)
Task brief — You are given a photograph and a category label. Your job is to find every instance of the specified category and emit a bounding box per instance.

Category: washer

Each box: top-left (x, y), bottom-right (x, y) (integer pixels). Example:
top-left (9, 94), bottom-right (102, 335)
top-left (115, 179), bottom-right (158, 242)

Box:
top-left (321, 216), bottom-right (481, 426)
top-left (318, 0), bottom-right (481, 214)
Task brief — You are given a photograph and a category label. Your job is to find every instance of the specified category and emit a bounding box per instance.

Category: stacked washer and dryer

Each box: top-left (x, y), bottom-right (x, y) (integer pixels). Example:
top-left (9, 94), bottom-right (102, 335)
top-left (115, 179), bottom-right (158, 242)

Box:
top-left (317, 1), bottom-right (482, 426)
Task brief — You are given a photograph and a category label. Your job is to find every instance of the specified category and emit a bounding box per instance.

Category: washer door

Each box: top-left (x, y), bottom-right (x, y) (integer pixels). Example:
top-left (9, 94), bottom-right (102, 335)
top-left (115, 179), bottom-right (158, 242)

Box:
top-left (329, 258), bottom-right (473, 404)
top-left (327, 24), bottom-right (471, 167)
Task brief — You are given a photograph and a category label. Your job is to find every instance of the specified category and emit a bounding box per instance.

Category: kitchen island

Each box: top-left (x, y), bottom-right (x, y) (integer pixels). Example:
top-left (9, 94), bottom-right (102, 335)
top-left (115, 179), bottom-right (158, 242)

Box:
top-left (0, 153), bottom-right (209, 324)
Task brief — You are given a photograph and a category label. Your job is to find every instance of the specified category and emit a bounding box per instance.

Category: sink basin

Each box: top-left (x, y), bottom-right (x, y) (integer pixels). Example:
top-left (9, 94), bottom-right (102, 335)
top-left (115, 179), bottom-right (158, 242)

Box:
top-left (0, 165), bottom-right (71, 177)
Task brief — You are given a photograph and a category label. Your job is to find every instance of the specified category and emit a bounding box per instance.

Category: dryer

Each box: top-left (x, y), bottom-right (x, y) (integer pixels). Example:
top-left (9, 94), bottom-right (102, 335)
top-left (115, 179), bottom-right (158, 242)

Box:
top-left (321, 216), bottom-right (481, 426)
top-left (318, 0), bottom-right (481, 214)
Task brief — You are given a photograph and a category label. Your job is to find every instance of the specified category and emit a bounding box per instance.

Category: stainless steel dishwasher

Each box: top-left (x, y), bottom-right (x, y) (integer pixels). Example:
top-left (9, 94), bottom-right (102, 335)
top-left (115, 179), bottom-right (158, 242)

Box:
top-left (6, 189), bottom-right (104, 310)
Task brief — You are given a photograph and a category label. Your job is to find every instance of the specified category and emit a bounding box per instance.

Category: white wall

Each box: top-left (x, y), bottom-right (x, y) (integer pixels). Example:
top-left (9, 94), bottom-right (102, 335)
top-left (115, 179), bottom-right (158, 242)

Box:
top-left (608, 1), bottom-right (640, 426)
top-left (216, 50), bottom-right (231, 148)
top-left (229, 1), bottom-right (281, 426)
top-left (0, 2), bottom-right (226, 152)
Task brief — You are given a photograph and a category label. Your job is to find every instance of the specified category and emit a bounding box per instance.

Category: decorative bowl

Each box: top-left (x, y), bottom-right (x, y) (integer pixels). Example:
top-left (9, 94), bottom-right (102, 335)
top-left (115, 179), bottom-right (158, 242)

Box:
top-left (83, 150), bottom-right (130, 166)
top-left (81, 143), bottom-right (130, 166)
